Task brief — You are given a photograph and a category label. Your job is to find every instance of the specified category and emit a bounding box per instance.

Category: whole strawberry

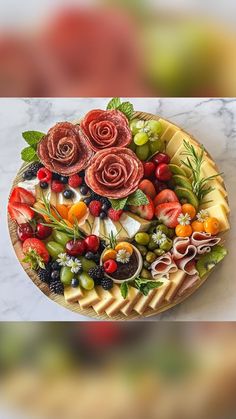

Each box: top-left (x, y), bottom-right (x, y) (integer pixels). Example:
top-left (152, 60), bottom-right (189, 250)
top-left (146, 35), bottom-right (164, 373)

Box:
top-left (22, 238), bottom-right (50, 270)
top-left (108, 208), bottom-right (123, 221)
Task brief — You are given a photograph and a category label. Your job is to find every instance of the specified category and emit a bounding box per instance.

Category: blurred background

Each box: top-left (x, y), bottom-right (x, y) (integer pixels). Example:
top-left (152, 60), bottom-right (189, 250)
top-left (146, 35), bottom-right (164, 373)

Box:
top-left (1, 322), bottom-right (236, 419)
top-left (0, 0), bottom-right (236, 96)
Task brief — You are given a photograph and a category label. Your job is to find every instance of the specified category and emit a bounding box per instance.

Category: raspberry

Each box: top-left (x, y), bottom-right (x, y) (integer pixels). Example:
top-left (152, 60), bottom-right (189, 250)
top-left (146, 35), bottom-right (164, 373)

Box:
top-left (37, 167), bottom-right (52, 183)
top-left (68, 174), bottom-right (83, 188)
top-left (108, 208), bottom-right (123, 221)
top-left (51, 180), bottom-right (64, 193)
top-left (89, 200), bottom-right (102, 217)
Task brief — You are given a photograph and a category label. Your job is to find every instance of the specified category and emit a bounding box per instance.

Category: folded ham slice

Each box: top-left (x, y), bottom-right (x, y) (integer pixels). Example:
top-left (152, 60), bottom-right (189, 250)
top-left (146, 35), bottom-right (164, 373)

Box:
top-left (172, 237), bottom-right (198, 276)
top-left (151, 252), bottom-right (178, 280)
top-left (191, 231), bottom-right (221, 254)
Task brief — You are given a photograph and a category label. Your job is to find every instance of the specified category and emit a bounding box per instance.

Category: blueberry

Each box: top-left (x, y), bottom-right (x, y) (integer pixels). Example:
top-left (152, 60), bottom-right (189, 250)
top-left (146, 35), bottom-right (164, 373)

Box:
top-left (71, 278), bottom-right (79, 288)
top-left (63, 189), bottom-right (74, 199)
top-left (51, 270), bottom-right (60, 280)
top-left (101, 202), bottom-right (110, 211)
top-left (79, 170), bottom-right (85, 178)
top-left (83, 197), bottom-right (91, 206)
top-left (80, 185), bottom-right (89, 195)
top-left (100, 211), bottom-right (107, 219)
top-left (40, 181), bottom-right (49, 189)
top-left (51, 261), bottom-right (60, 271)
top-left (93, 252), bottom-right (100, 263)
top-left (85, 251), bottom-right (95, 260)
top-left (23, 170), bottom-right (34, 180)
top-left (60, 176), bottom-right (69, 184)
top-left (52, 173), bottom-right (61, 180)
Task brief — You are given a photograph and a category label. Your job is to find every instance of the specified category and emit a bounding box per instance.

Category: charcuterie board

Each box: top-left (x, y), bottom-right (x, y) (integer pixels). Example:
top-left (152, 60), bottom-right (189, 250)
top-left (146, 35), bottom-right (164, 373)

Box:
top-left (8, 99), bottom-right (230, 319)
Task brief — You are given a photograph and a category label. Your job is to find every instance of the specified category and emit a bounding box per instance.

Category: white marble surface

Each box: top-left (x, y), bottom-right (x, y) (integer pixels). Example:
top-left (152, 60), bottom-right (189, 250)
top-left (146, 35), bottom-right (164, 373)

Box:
top-left (0, 98), bottom-right (235, 321)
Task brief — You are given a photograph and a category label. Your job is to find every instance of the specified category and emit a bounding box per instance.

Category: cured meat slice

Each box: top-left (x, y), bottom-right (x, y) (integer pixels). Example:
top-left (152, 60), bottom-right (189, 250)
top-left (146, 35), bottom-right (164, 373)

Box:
top-left (172, 237), bottom-right (198, 276)
top-left (151, 252), bottom-right (178, 280)
top-left (80, 109), bottom-right (132, 152)
top-left (191, 231), bottom-right (221, 254)
top-left (177, 274), bottom-right (200, 297)
top-left (38, 122), bottom-right (93, 176)
top-left (85, 147), bottom-right (144, 198)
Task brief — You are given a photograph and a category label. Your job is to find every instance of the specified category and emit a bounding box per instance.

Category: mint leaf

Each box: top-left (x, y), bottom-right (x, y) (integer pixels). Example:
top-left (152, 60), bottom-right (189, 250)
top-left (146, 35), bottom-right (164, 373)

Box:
top-left (134, 278), bottom-right (163, 296)
top-left (127, 189), bottom-right (149, 206)
top-left (22, 131), bottom-right (45, 147)
top-left (107, 97), bottom-right (121, 110)
top-left (109, 197), bottom-right (128, 211)
top-left (120, 282), bottom-right (129, 299)
top-left (118, 102), bottom-right (134, 120)
top-left (21, 146), bottom-right (38, 162)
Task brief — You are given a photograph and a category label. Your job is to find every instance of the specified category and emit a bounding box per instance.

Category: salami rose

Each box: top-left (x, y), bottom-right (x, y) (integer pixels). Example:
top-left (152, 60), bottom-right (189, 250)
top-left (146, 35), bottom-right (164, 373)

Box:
top-left (80, 109), bottom-right (132, 152)
top-left (85, 147), bottom-right (144, 198)
top-left (38, 122), bottom-right (93, 175)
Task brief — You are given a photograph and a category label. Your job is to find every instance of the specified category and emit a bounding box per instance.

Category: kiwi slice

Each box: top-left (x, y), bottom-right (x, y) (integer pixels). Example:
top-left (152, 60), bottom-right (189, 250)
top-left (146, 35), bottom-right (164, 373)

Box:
top-left (196, 246), bottom-right (228, 278)
top-left (173, 174), bottom-right (192, 190)
top-left (169, 164), bottom-right (186, 177)
top-left (175, 187), bottom-right (199, 209)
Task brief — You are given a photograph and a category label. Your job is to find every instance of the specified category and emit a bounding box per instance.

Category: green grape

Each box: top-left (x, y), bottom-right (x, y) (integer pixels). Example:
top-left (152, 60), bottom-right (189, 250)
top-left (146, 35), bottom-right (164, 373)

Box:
top-left (130, 119), bottom-right (140, 135)
top-left (46, 241), bottom-right (65, 259)
top-left (52, 230), bottom-right (70, 247)
top-left (60, 266), bottom-right (74, 286)
top-left (149, 138), bottom-right (164, 155)
top-left (134, 132), bottom-right (149, 146)
top-left (78, 273), bottom-right (94, 290)
top-left (148, 120), bottom-right (162, 135)
top-left (129, 139), bottom-right (136, 152)
top-left (80, 257), bottom-right (97, 272)
top-left (136, 143), bottom-right (150, 161)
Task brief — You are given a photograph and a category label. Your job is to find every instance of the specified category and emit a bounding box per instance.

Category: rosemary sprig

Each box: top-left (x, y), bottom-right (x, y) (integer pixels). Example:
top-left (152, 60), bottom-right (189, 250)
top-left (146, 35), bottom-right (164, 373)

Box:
top-left (32, 195), bottom-right (84, 239)
top-left (181, 140), bottom-right (223, 204)
top-left (101, 230), bottom-right (121, 249)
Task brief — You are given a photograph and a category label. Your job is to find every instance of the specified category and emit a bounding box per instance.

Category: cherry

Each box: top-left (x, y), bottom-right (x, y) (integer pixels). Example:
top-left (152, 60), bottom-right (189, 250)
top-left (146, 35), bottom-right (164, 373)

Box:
top-left (36, 223), bottom-right (52, 240)
top-left (142, 161), bottom-right (156, 178)
top-left (152, 152), bottom-right (170, 165)
top-left (153, 179), bottom-right (167, 194)
top-left (155, 163), bottom-right (172, 182)
top-left (17, 223), bottom-right (34, 242)
top-left (84, 235), bottom-right (100, 253)
top-left (66, 239), bottom-right (86, 256)
top-left (104, 259), bottom-right (118, 274)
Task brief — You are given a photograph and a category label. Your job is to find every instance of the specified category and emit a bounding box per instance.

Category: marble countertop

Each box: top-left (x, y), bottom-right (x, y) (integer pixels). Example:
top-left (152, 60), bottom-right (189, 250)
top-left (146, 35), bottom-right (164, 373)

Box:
top-left (0, 98), bottom-right (235, 321)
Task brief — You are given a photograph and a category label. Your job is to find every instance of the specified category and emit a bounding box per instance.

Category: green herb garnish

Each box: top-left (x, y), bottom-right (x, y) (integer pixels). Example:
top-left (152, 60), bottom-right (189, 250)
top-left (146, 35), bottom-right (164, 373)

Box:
top-left (21, 130), bottom-right (45, 162)
top-left (133, 277), bottom-right (163, 296)
top-left (109, 189), bottom-right (148, 211)
top-left (107, 97), bottom-right (134, 120)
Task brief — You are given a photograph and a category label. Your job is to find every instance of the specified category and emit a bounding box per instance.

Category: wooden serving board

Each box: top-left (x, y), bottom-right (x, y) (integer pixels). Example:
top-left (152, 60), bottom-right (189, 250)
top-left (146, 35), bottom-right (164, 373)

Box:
top-left (8, 111), bottom-right (229, 320)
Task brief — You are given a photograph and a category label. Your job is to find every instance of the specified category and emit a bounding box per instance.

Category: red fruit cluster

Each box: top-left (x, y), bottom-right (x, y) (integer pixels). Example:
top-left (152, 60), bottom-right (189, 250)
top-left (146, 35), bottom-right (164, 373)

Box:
top-left (142, 152), bottom-right (172, 193)
top-left (108, 208), bottom-right (123, 221)
top-left (66, 235), bottom-right (100, 256)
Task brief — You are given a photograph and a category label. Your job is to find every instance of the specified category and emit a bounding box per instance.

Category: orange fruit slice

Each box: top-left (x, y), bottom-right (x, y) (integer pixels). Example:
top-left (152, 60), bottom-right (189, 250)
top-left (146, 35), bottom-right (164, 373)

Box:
top-left (182, 203), bottom-right (196, 219)
top-left (115, 242), bottom-right (133, 255)
top-left (68, 202), bottom-right (88, 224)
top-left (175, 224), bottom-right (192, 237)
top-left (102, 249), bottom-right (117, 262)
top-left (55, 204), bottom-right (69, 220)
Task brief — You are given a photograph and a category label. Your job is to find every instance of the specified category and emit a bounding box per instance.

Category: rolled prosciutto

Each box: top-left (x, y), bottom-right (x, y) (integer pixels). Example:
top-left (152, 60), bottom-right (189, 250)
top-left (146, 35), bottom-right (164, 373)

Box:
top-left (151, 252), bottom-right (178, 280)
top-left (191, 231), bottom-right (221, 254)
top-left (172, 237), bottom-right (198, 276)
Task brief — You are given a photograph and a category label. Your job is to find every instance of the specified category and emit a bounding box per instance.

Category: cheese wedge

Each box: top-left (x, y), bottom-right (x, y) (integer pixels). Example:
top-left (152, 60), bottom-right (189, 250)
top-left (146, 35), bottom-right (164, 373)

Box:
top-left (208, 179), bottom-right (227, 198)
top-left (160, 124), bottom-right (179, 143)
top-left (120, 287), bottom-right (141, 316)
top-left (79, 214), bottom-right (94, 236)
top-left (18, 178), bottom-right (40, 196)
top-left (133, 289), bottom-right (156, 315)
top-left (105, 285), bottom-right (127, 317)
top-left (92, 287), bottom-right (115, 315)
top-left (201, 161), bottom-right (223, 183)
top-left (110, 220), bottom-right (129, 240)
top-left (126, 212), bottom-right (151, 232)
top-left (103, 217), bottom-right (119, 239)
top-left (57, 192), bottom-right (74, 206)
top-left (171, 144), bottom-right (215, 168)
top-left (91, 216), bottom-right (102, 236)
top-left (200, 189), bottom-right (230, 214)
top-left (205, 204), bottom-right (230, 233)
top-left (64, 286), bottom-right (83, 303)
top-left (166, 131), bottom-right (198, 158)
top-left (165, 270), bottom-right (186, 303)
top-left (119, 212), bottom-right (151, 239)
top-left (158, 118), bottom-right (169, 134)
top-left (148, 280), bottom-right (172, 310)
top-left (78, 288), bottom-right (100, 309)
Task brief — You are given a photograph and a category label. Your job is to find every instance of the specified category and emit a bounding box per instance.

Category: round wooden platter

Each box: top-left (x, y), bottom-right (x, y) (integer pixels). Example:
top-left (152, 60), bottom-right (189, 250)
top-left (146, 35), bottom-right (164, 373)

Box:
top-left (8, 111), bottom-right (230, 320)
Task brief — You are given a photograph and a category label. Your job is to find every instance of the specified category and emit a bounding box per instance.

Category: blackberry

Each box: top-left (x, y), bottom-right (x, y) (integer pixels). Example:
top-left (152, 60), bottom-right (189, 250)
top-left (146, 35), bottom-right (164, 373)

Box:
top-left (23, 170), bottom-right (34, 181)
top-left (51, 261), bottom-right (61, 271)
top-left (50, 280), bottom-right (64, 295)
top-left (28, 162), bottom-right (43, 176)
top-left (88, 266), bottom-right (104, 280)
top-left (101, 277), bottom-right (113, 291)
top-left (38, 265), bottom-right (52, 284)
top-left (90, 192), bottom-right (110, 206)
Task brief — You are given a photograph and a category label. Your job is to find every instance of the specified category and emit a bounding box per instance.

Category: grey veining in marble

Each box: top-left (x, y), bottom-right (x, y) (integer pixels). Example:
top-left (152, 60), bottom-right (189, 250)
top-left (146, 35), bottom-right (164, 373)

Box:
top-left (0, 98), bottom-right (235, 321)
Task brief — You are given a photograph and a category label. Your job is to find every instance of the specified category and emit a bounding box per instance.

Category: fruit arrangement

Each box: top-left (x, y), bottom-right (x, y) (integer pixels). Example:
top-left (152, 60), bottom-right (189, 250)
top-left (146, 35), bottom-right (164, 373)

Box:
top-left (8, 98), bottom-right (230, 319)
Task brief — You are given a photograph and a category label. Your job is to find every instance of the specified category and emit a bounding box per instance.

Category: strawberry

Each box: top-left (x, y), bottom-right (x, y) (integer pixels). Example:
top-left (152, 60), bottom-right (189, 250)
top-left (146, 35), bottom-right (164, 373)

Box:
top-left (22, 238), bottom-right (50, 269)
top-left (154, 189), bottom-right (179, 207)
top-left (51, 180), bottom-right (64, 193)
top-left (68, 174), bottom-right (83, 188)
top-left (8, 202), bottom-right (35, 224)
top-left (89, 200), bottom-right (102, 217)
top-left (155, 202), bottom-right (182, 228)
top-left (129, 195), bottom-right (155, 221)
top-left (139, 179), bottom-right (156, 200)
top-left (9, 187), bottom-right (36, 206)
top-left (108, 208), bottom-right (123, 221)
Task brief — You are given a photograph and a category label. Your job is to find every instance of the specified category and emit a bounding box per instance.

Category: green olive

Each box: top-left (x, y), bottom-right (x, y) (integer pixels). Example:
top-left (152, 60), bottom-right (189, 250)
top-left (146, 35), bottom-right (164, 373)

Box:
top-left (159, 238), bottom-right (173, 252)
top-left (143, 261), bottom-right (151, 269)
top-left (148, 238), bottom-right (158, 250)
top-left (140, 268), bottom-right (152, 280)
top-left (135, 232), bottom-right (150, 246)
top-left (154, 248), bottom-right (165, 256)
top-left (78, 273), bottom-right (95, 290)
top-left (146, 251), bottom-right (156, 264)
top-left (136, 245), bottom-right (148, 257)
top-left (60, 266), bottom-right (74, 286)
top-left (156, 224), bottom-right (170, 236)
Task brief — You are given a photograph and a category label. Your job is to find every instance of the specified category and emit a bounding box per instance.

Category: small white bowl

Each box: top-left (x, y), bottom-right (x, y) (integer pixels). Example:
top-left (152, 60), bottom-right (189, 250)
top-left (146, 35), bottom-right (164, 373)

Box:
top-left (100, 245), bottom-right (143, 284)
